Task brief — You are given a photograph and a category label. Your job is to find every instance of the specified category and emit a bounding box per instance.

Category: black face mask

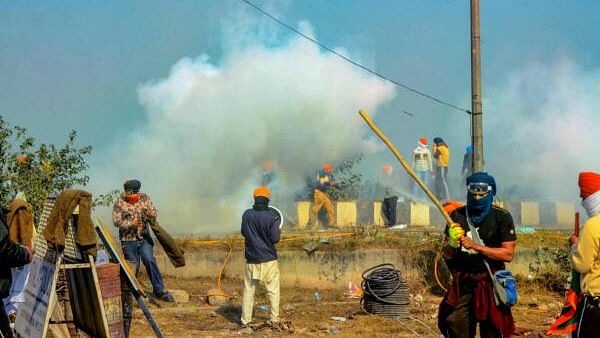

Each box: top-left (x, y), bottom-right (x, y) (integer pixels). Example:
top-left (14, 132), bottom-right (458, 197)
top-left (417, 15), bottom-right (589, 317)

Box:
top-left (253, 196), bottom-right (269, 211)
top-left (467, 192), bottom-right (493, 224)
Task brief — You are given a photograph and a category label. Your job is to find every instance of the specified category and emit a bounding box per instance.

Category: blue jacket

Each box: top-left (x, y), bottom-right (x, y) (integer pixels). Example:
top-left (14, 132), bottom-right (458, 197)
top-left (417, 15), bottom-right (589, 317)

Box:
top-left (316, 170), bottom-right (335, 192)
top-left (241, 199), bottom-right (281, 264)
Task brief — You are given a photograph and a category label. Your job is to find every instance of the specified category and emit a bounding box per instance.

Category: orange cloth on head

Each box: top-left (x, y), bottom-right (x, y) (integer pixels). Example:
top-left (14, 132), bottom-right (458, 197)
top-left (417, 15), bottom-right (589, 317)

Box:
top-left (443, 200), bottom-right (464, 216)
top-left (323, 163), bottom-right (333, 173)
top-left (579, 172), bottom-right (600, 199)
top-left (253, 186), bottom-right (271, 199)
top-left (419, 137), bottom-right (427, 145)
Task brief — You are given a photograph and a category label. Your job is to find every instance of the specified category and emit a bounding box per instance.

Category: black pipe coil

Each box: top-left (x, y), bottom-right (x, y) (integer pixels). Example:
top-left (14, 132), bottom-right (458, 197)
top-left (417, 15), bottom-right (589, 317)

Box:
top-left (360, 263), bottom-right (410, 319)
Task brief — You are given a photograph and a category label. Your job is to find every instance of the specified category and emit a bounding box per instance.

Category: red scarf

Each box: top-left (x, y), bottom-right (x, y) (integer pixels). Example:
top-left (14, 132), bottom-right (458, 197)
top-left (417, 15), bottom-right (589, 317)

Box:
top-left (126, 193), bottom-right (141, 204)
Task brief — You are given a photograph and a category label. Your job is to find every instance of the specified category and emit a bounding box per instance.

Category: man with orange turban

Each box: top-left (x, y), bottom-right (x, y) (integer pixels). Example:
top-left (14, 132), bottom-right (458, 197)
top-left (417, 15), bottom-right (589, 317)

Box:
top-left (306, 163), bottom-right (336, 229)
top-left (412, 137), bottom-right (433, 200)
top-left (241, 187), bottom-right (282, 328)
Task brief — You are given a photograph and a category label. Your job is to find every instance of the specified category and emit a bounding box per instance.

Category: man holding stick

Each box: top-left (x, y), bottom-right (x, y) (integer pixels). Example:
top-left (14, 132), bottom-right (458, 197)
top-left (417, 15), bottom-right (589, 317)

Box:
top-left (438, 172), bottom-right (516, 337)
top-left (358, 109), bottom-right (516, 336)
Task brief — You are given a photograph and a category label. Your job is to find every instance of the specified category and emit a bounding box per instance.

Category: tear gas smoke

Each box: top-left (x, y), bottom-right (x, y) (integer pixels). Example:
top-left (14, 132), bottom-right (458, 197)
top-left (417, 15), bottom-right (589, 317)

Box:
top-left (485, 58), bottom-right (600, 203)
top-left (363, 57), bottom-right (600, 209)
top-left (93, 19), bottom-right (395, 234)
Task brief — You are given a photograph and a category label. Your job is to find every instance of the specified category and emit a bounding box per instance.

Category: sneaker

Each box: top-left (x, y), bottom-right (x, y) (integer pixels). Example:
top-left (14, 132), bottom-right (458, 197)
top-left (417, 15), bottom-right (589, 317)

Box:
top-left (155, 291), bottom-right (175, 302)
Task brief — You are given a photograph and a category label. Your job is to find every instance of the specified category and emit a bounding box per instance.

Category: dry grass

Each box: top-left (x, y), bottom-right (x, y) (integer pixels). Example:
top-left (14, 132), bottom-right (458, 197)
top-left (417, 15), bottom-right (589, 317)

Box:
top-left (128, 229), bottom-right (571, 336)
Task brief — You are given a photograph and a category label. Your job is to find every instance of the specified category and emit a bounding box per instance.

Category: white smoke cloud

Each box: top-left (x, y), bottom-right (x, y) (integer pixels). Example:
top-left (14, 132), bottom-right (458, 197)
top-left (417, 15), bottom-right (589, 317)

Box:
top-left (485, 57), bottom-right (600, 202)
top-left (93, 18), bottom-right (395, 233)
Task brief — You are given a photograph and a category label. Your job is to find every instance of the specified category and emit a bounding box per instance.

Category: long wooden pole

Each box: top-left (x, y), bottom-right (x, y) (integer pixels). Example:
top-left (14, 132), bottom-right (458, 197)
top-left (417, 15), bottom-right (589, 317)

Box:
top-left (471, 0), bottom-right (484, 172)
top-left (358, 109), bottom-right (453, 225)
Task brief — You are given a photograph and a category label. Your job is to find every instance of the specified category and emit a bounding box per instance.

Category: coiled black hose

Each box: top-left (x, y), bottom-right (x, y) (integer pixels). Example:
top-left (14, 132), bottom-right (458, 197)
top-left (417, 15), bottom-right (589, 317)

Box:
top-left (360, 263), bottom-right (410, 319)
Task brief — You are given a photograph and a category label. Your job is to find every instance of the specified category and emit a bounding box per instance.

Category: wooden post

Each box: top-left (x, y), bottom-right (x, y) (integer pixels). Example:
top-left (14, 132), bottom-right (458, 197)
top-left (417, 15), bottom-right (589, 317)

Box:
top-left (471, 0), bottom-right (484, 172)
top-left (88, 255), bottom-right (111, 336)
top-left (358, 109), bottom-right (453, 226)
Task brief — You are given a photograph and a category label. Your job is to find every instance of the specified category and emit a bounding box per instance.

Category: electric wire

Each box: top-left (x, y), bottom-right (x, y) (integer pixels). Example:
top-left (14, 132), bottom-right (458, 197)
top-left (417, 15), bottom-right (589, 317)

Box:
top-left (241, 0), bottom-right (472, 115)
top-left (408, 315), bottom-right (439, 337)
top-left (395, 318), bottom-right (422, 337)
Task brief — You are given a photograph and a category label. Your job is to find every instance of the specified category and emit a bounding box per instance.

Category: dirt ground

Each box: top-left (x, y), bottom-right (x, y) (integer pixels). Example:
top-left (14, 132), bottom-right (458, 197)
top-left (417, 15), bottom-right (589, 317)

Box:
top-left (129, 274), bottom-right (567, 337)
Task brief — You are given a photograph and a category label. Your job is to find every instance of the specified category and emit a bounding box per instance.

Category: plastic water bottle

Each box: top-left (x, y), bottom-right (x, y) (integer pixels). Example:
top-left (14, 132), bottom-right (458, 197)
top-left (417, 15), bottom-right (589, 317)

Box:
top-left (96, 250), bottom-right (110, 266)
top-left (314, 292), bottom-right (321, 301)
top-left (257, 304), bottom-right (269, 312)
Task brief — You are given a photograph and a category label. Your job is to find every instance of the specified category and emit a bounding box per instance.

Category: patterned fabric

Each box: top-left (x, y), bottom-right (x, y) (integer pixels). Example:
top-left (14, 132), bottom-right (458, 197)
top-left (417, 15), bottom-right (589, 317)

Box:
top-left (412, 145), bottom-right (433, 172)
top-left (112, 194), bottom-right (157, 241)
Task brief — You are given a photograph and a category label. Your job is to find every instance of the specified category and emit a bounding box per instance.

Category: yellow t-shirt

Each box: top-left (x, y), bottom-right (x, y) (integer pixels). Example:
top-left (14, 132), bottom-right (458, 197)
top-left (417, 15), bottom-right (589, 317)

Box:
top-left (433, 144), bottom-right (450, 167)
top-left (571, 213), bottom-right (600, 296)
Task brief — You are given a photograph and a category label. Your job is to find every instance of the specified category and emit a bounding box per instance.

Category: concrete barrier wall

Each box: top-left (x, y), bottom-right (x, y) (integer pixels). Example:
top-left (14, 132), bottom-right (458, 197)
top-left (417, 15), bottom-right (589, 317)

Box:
top-left (157, 246), bottom-right (537, 289)
top-left (293, 200), bottom-right (576, 227)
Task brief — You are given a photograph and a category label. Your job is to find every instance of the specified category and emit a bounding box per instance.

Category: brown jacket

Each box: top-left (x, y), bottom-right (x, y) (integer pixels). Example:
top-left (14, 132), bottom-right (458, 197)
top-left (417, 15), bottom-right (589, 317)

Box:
top-left (6, 199), bottom-right (35, 247)
top-left (42, 189), bottom-right (97, 250)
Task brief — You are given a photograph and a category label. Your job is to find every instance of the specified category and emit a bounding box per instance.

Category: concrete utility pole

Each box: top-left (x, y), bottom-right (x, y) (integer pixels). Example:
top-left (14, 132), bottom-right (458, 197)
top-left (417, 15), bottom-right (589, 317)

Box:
top-left (470, 0), bottom-right (484, 172)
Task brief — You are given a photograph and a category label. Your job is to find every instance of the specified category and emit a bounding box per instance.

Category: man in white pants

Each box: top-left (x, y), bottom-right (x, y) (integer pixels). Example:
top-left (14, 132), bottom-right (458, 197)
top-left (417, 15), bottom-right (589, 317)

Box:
top-left (240, 186), bottom-right (282, 328)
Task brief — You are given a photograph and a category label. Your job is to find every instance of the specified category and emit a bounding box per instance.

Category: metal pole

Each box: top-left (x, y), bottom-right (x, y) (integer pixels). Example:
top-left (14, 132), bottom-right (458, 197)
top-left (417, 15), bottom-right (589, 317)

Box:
top-left (471, 0), bottom-right (484, 172)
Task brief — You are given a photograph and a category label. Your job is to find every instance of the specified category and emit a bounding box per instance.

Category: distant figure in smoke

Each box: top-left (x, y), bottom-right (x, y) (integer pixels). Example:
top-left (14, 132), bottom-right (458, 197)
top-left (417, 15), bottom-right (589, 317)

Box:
top-left (411, 137), bottom-right (433, 200)
top-left (240, 187), bottom-right (282, 328)
top-left (112, 180), bottom-right (174, 302)
top-left (569, 172), bottom-right (600, 337)
top-left (261, 162), bottom-right (277, 189)
top-left (433, 137), bottom-right (451, 202)
top-left (438, 172), bottom-right (516, 338)
top-left (306, 163), bottom-right (336, 229)
top-left (381, 164), bottom-right (399, 227)
top-left (461, 145), bottom-right (473, 183)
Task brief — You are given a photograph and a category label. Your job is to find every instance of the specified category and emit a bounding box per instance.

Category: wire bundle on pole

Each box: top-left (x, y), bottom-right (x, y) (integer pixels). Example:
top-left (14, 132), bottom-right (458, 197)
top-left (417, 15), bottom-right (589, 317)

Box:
top-left (360, 264), bottom-right (410, 319)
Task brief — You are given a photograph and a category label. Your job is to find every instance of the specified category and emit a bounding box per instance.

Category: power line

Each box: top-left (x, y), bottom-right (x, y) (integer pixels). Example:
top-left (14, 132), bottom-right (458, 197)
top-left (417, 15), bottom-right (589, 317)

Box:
top-left (240, 0), bottom-right (472, 115)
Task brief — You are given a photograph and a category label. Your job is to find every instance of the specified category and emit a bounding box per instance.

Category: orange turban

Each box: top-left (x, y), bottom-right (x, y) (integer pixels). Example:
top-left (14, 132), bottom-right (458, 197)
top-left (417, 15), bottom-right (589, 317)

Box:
top-left (579, 172), bottom-right (600, 199)
top-left (253, 186), bottom-right (271, 199)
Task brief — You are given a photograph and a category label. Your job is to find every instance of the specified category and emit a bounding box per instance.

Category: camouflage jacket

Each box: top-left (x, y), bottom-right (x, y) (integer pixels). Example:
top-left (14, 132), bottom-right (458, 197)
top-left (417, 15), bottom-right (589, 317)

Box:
top-left (112, 193), bottom-right (157, 241)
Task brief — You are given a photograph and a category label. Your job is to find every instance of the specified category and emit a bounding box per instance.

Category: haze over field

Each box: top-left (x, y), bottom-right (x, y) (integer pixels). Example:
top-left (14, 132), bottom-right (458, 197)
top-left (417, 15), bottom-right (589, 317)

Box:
top-left (2, 1), bottom-right (599, 232)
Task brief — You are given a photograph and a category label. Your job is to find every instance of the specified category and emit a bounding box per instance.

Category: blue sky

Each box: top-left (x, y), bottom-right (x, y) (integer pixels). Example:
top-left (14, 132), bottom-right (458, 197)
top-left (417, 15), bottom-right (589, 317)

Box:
top-left (3, 1), bottom-right (599, 145)
top-left (2, 1), bottom-right (599, 230)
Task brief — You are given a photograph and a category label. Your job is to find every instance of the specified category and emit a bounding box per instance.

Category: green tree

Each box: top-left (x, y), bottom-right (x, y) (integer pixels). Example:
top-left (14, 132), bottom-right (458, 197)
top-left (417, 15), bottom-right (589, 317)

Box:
top-left (0, 116), bottom-right (92, 222)
top-left (328, 154), bottom-right (364, 201)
